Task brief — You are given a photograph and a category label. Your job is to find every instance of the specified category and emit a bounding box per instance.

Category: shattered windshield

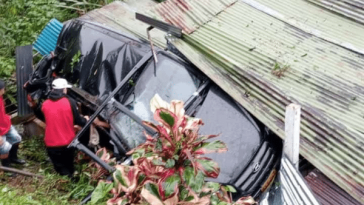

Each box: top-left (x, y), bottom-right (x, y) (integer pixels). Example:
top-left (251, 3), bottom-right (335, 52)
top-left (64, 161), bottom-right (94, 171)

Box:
top-left (111, 53), bottom-right (202, 149)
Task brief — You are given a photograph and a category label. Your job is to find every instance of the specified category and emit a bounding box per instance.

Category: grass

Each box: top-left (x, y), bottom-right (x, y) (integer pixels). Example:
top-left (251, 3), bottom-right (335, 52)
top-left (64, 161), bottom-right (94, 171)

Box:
top-left (271, 62), bottom-right (290, 78)
top-left (0, 135), bottom-right (98, 204)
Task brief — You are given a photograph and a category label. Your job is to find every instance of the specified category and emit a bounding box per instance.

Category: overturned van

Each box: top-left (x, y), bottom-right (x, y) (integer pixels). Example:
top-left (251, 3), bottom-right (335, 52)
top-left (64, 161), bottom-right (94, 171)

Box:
top-left (24, 19), bottom-right (282, 200)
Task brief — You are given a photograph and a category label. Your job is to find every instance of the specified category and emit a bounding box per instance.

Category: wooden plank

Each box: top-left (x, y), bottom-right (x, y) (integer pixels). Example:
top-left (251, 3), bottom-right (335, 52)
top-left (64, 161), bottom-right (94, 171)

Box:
top-left (284, 103), bottom-right (301, 169)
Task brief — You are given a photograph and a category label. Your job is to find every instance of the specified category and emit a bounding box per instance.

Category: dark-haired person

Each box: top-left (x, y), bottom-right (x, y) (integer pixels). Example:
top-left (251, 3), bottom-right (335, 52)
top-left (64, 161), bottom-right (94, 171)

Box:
top-left (0, 79), bottom-right (26, 167)
top-left (34, 78), bottom-right (91, 177)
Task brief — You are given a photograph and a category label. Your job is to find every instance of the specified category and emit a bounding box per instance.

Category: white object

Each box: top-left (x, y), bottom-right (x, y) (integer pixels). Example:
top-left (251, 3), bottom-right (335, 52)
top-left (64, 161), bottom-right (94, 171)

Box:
top-left (52, 78), bottom-right (72, 89)
top-left (284, 103), bottom-right (301, 169)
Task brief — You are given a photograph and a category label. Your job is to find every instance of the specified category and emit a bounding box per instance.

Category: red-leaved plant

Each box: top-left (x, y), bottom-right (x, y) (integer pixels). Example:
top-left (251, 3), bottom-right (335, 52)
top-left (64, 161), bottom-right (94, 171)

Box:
top-left (92, 94), bottom-right (256, 205)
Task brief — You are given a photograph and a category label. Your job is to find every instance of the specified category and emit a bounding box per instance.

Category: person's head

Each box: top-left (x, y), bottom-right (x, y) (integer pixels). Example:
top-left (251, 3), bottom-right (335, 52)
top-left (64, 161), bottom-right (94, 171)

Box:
top-left (0, 79), bottom-right (5, 96)
top-left (52, 78), bottom-right (72, 94)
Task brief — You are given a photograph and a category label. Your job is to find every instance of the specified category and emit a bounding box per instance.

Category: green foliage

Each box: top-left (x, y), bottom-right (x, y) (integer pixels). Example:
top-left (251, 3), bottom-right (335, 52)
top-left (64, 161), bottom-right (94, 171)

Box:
top-left (91, 95), bottom-right (256, 205)
top-left (1, 135), bottom-right (97, 204)
top-left (70, 50), bottom-right (82, 70)
top-left (90, 181), bottom-right (113, 205)
top-left (0, 0), bottom-right (76, 101)
top-left (0, 0), bottom-right (111, 102)
top-left (0, 185), bottom-right (43, 205)
top-left (0, 173), bottom-right (95, 204)
top-left (0, 0), bottom-right (77, 70)
top-left (20, 135), bottom-right (48, 162)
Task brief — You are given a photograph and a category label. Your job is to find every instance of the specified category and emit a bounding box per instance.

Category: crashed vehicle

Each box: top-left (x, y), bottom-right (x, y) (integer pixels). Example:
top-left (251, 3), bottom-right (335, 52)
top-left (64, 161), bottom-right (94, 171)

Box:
top-left (24, 20), bottom-right (282, 199)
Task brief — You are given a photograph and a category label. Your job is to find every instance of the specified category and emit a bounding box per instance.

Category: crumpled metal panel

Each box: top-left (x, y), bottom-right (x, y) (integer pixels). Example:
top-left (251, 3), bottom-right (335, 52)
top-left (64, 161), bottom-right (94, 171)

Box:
top-left (145, 0), bottom-right (237, 34)
top-left (143, 0), bottom-right (364, 203)
top-left (260, 156), bottom-right (320, 205)
top-left (279, 157), bottom-right (320, 205)
top-left (306, 0), bottom-right (364, 24)
top-left (77, 0), bottom-right (364, 202)
top-left (33, 18), bottom-right (63, 56)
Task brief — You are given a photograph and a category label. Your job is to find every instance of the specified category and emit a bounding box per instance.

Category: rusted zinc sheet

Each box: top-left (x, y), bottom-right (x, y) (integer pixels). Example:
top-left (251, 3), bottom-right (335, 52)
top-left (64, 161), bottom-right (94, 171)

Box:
top-left (305, 169), bottom-right (362, 205)
top-left (79, 0), bottom-right (364, 202)
top-left (306, 0), bottom-right (364, 25)
top-left (145, 0), bottom-right (237, 34)
top-left (78, 0), bottom-right (166, 49)
top-left (141, 0), bottom-right (364, 203)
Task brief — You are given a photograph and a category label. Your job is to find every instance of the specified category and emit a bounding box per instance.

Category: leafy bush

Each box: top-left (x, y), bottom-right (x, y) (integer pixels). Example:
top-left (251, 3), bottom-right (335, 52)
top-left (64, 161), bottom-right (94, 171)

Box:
top-left (0, 0), bottom-right (75, 101)
top-left (0, 0), bottom-right (111, 102)
top-left (91, 94), bottom-right (256, 205)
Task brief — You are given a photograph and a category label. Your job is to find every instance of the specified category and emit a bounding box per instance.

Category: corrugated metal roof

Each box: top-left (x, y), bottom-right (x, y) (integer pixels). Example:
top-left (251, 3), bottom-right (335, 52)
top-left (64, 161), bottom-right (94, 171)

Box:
top-left (307, 0), bottom-right (364, 25)
top-left (263, 156), bottom-right (320, 205)
top-left (305, 169), bottom-right (362, 205)
top-left (33, 18), bottom-right (63, 56)
top-left (141, 0), bottom-right (364, 203)
top-left (78, 1), bottom-right (166, 49)
top-left (145, 0), bottom-right (237, 34)
top-left (79, 0), bottom-right (364, 203)
top-left (243, 0), bottom-right (364, 54)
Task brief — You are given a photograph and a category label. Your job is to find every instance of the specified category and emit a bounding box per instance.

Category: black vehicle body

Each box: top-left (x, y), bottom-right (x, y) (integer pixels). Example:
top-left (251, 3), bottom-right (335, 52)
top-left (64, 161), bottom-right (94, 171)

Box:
top-left (25, 20), bottom-right (282, 199)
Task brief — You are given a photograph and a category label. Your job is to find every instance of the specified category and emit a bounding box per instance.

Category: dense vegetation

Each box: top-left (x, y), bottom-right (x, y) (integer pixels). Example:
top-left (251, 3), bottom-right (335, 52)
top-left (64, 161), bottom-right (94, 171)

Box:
top-left (0, 0), bottom-right (113, 204)
top-left (0, 0), bottom-right (113, 102)
top-left (0, 135), bottom-right (97, 204)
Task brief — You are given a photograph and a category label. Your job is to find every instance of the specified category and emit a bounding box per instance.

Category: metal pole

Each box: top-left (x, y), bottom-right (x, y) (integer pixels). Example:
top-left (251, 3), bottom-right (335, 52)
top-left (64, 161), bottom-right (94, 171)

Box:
top-left (68, 52), bottom-right (152, 149)
top-left (75, 142), bottom-right (115, 172)
top-left (0, 166), bottom-right (44, 178)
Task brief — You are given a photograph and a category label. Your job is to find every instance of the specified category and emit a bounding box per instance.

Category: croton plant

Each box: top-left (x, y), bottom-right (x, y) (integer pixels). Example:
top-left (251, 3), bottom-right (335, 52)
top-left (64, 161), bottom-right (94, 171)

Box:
top-left (91, 94), bottom-right (256, 205)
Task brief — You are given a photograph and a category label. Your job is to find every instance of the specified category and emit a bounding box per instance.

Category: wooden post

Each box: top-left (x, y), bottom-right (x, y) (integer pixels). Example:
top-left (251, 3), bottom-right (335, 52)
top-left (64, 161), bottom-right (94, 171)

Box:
top-left (284, 103), bottom-right (301, 169)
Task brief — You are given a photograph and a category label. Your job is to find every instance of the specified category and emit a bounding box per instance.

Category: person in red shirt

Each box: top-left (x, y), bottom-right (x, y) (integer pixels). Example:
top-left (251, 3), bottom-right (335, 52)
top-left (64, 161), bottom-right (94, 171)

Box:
top-left (0, 79), bottom-right (26, 167)
top-left (35, 78), bottom-right (91, 177)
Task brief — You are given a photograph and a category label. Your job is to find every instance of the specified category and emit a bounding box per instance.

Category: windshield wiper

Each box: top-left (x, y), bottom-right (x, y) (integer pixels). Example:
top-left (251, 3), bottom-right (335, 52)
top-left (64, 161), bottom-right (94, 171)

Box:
top-left (184, 80), bottom-right (210, 115)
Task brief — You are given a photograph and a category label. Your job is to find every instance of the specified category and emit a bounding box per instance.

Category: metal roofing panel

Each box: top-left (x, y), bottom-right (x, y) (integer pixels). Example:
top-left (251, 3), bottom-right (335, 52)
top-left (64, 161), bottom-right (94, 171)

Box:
top-left (79, 0), bottom-right (364, 203)
top-left (79, 1), bottom-right (166, 49)
top-left (145, 0), bottom-right (237, 34)
top-left (280, 157), bottom-right (320, 205)
top-left (16, 45), bottom-right (33, 117)
top-left (33, 18), bottom-right (63, 56)
top-left (305, 169), bottom-right (362, 205)
top-left (246, 0), bottom-right (364, 54)
top-left (143, 0), bottom-right (364, 203)
top-left (307, 0), bottom-right (364, 24)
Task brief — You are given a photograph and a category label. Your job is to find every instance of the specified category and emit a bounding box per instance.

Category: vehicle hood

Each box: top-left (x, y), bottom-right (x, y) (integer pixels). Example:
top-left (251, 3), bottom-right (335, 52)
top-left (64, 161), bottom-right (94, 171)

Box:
top-left (196, 85), bottom-right (263, 184)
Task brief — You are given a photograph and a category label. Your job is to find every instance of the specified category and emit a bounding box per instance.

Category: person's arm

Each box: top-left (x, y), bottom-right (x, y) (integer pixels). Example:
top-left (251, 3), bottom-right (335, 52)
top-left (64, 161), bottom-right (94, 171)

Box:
top-left (67, 97), bottom-right (87, 126)
top-left (33, 103), bottom-right (45, 122)
top-left (93, 117), bottom-right (110, 128)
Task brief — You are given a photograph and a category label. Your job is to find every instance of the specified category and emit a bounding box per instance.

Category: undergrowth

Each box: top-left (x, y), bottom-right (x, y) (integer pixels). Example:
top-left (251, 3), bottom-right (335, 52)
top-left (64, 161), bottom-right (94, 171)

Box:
top-left (0, 0), bottom-right (113, 102)
top-left (0, 135), bottom-right (97, 204)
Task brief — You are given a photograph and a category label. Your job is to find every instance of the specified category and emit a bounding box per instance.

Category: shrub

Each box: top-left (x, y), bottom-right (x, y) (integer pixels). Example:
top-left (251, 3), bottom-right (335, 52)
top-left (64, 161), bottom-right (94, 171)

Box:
top-left (91, 94), bottom-right (256, 205)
